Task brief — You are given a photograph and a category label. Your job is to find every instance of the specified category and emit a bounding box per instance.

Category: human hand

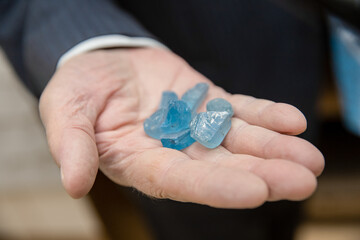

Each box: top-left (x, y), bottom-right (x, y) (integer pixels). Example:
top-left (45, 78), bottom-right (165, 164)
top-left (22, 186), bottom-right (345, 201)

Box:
top-left (39, 48), bottom-right (324, 208)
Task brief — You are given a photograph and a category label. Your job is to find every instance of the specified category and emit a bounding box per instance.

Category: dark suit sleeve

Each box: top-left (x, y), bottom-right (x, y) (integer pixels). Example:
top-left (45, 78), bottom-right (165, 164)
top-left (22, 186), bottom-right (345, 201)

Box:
top-left (0, 0), bottom-right (156, 97)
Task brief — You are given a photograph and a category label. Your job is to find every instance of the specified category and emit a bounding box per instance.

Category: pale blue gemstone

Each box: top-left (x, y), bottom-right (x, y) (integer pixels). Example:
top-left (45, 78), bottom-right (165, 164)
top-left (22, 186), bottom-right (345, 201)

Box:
top-left (206, 98), bottom-right (234, 117)
top-left (181, 83), bottom-right (209, 115)
top-left (143, 108), bottom-right (167, 139)
top-left (190, 111), bottom-right (231, 149)
top-left (161, 128), bottom-right (195, 150)
top-left (160, 100), bottom-right (192, 133)
top-left (159, 91), bottom-right (178, 109)
top-left (145, 83), bottom-right (233, 150)
top-left (144, 100), bottom-right (192, 140)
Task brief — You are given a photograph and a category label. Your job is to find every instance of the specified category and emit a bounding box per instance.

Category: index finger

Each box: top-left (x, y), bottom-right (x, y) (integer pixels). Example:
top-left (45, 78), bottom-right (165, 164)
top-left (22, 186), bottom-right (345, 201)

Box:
top-left (227, 94), bottom-right (307, 135)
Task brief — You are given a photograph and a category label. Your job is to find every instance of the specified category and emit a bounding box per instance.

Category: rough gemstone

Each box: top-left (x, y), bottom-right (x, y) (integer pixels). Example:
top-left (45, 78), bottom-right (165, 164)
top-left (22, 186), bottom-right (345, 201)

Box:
top-left (144, 100), bottom-right (192, 140)
top-left (159, 91), bottom-right (178, 109)
top-left (160, 100), bottom-right (192, 133)
top-left (181, 83), bottom-right (209, 115)
top-left (144, 83), bottom-right (233, 150)
top-left (190, 111), bottom-right (232, 149)
top-left (161, 128), bottom-right (195, 150)
top-left (143, 108), bottom-right (167, 139)
top-left (206, 98), bottom-right (234, 117)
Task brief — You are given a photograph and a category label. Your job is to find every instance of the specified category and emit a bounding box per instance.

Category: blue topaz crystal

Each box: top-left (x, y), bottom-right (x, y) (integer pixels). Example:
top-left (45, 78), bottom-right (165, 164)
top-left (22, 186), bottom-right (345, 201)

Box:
top-left (144, 100), bottom-right (191, 140)
top-left (159, 91), bottom-right (178, 109)
top-left (181, 83), bottom-right (209, 114)
top-left (206, 98), bottom-right (234, 117)
top-left (161, 128), bottom-right (195, 150)
top-left (160, 100), bottom-right (191, 133)
top-left (144, 83), bottom-right (232, 150)
top-left (144, 108), bottom-right (167, 139)
top-left (190, 111), bottom-right (232, 149)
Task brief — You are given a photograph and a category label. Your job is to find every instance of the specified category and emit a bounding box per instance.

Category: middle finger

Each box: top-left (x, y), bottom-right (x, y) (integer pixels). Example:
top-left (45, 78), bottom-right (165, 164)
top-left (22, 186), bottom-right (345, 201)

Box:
top-left (221, 118), bottom-right (324, 176)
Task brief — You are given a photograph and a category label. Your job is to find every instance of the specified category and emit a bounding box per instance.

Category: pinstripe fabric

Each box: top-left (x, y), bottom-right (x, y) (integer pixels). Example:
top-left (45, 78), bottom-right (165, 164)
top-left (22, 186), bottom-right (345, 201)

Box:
top-left (0, 1), bottom-right (30, 90)
top-left (0, 0), bottom-right (324, 146)
top-left (1, 0), bottom-right (154, 97)
top-left (1, 0), bottom-right (324, 111)
top-left (0, 1), bottom-right (326, 239)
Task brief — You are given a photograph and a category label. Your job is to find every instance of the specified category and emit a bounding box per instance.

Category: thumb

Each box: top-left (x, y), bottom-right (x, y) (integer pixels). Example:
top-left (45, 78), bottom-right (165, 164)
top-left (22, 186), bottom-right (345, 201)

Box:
top-left (40, 95), bottom-right (99, 199)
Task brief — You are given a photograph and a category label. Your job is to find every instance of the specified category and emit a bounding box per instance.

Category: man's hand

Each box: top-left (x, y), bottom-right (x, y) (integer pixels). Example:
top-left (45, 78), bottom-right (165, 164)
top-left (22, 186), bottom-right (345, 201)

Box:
top-left (39, 48), bottom-right (324, 208)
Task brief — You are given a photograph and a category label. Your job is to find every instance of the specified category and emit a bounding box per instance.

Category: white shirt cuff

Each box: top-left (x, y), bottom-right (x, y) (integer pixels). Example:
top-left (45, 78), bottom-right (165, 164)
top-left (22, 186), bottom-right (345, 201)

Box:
top-left (57, 34), bottom-right (168, 68)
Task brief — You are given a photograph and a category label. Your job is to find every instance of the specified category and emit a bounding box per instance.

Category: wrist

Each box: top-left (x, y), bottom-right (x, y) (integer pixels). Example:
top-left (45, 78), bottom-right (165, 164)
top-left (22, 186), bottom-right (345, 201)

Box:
top-left (57, 35), bottom-right (168, 68)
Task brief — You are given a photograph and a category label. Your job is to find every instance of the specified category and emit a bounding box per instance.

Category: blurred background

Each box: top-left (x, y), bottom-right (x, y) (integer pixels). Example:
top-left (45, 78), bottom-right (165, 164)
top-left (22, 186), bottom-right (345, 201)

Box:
top-left (1, 9), bottom-right (360, 240)
top-left (0, 49), bottom-right (107, 240)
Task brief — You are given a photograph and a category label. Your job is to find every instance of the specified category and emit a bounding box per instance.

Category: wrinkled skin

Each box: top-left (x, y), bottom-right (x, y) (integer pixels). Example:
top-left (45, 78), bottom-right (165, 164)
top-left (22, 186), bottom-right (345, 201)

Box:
top-left (39, 48), bottom-right (324, 208)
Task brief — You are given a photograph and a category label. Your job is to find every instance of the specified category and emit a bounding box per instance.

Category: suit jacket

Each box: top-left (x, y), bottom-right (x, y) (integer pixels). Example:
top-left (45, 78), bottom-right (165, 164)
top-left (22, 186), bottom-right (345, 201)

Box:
top-left (0, 0), bottom-right (324, 134)
top-left (0, 1), bottom-right (326, 239)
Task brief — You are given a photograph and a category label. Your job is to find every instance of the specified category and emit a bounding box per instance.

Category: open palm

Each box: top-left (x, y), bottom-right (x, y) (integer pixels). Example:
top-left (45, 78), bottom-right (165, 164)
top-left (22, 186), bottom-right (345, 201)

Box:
top-left (40, 48), bottom-right (324, 208)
